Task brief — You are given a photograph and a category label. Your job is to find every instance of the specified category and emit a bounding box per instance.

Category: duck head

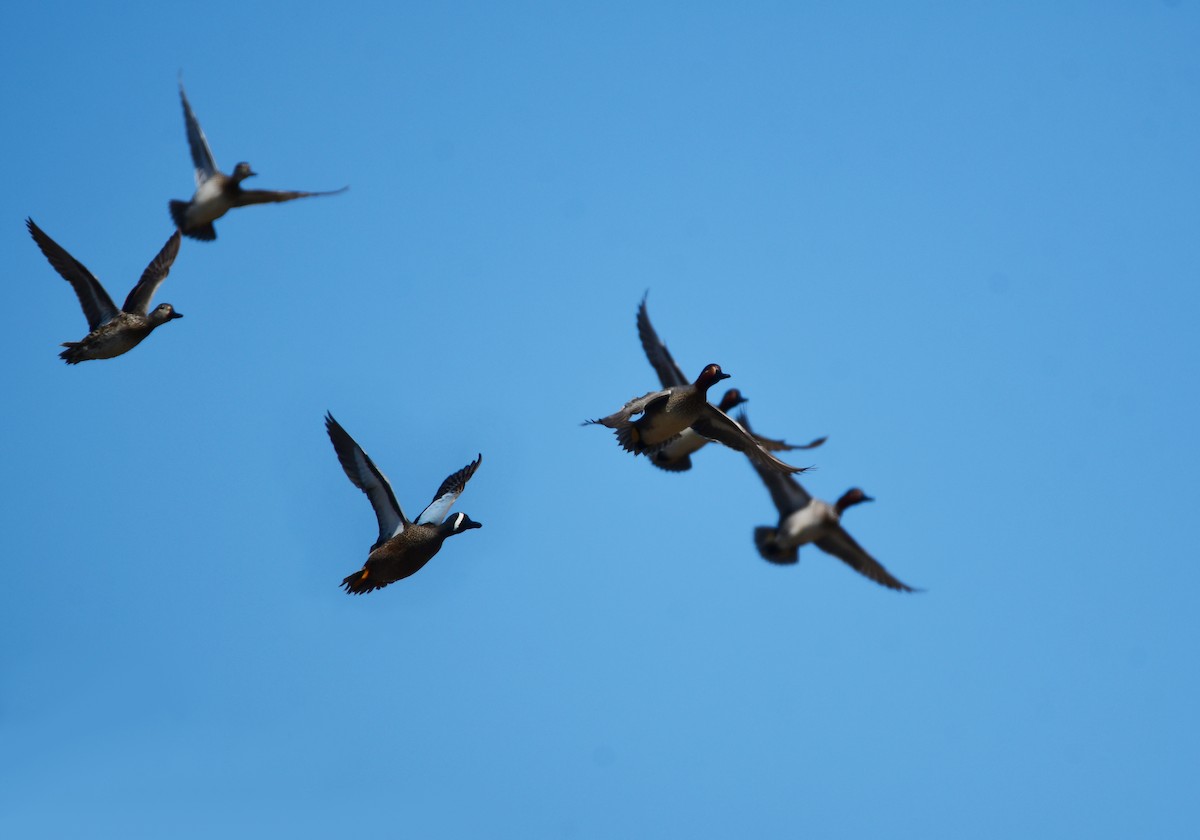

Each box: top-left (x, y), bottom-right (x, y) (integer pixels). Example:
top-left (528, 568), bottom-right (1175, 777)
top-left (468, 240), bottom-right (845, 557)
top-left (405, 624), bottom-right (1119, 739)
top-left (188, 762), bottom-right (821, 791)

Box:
top-left (232, 162), bottom-right (257, 183)
top-left (149, 303), bottom-right (184, 324)
top-left (693, 364), bottom-right (731, 392)
top-left (835, 487), bottom-right (874, 514)
top-left (716, 388), bottom-right (747, 412)
top-left (444, 512), bottom-right (482, 535)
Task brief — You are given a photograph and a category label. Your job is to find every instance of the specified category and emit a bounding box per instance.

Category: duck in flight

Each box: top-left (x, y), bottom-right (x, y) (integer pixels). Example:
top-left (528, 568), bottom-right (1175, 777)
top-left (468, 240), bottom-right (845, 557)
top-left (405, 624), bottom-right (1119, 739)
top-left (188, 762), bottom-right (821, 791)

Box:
top-left (585, 363), bottom-right (809, 475)
top-left (325, 413), bottom-right (482, 595)
top-left (26, 218), bottom-right (183, 364)
top-left (170, 81), bottom-right (347, 241)
top-left (739, 410), bottom-right (918, 592)
top-left (636, 293), bottom-right (826, 472)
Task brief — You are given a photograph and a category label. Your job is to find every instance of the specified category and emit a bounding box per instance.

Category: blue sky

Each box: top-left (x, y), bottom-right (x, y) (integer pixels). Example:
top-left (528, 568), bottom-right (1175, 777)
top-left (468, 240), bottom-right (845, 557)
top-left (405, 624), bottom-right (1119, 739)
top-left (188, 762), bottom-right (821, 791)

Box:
top-left (3, 2), bottom-right (1198, 837)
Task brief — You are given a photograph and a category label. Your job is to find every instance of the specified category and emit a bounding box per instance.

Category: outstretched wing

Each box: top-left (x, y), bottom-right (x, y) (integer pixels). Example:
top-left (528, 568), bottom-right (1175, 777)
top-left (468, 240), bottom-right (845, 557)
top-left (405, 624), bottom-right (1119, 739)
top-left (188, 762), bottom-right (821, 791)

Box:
top-left (636, 293), bottom-right (688, 388)
top-left (737, 410), bottom-right (816, 513)
top-left (755, 432), bottom-right (828, 452)
top-left (179, 81), bottom-right (218, 185)
top-left (122, 231), bottom-right (182, 315)
top-left (416, 454), bottom-right (483, 525)
top-left (815, 526), bottom-right (918, 593)
top-left (232, 186), bottom-right (349, 208)
top-left (26, 218), bottom-right (118, 331)
top-left (584, 388), bottom-right (672, 429)
top-left (691, 404), bottom-right (809, 474)
top-left (325, 413), bottom-right (408, 549)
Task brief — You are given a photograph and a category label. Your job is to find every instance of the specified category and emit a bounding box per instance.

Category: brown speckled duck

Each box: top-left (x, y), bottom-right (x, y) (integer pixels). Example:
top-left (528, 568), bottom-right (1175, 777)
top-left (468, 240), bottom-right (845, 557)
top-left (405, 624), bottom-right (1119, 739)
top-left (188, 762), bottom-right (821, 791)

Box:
top-left (325, 413), bottom-right (481, 595)
top-left (26, 218), bottom-right (183, 364)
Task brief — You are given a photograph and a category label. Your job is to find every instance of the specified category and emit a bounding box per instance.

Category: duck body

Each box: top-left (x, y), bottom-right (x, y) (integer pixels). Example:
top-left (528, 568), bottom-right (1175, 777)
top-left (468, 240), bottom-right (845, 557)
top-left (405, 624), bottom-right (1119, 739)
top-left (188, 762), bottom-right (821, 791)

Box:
top-left (345, 513), bottom-right (481, 595)
top-left (756, 497), bottom-right (842, 562)
top-left (59, 308), bottom-right (181, 363)
top-left (170, 174), bottom-right (236, 235)
top-left (648, 427), bottom-right (711, 472)
top-left (587, 363), bottom-right (730, 453)
top-left (26, 219), bottom-right (183, 364)
top-left (621, 378), bottom-right (720, 452)
top-left (648, 389), bottom-right (746, 471)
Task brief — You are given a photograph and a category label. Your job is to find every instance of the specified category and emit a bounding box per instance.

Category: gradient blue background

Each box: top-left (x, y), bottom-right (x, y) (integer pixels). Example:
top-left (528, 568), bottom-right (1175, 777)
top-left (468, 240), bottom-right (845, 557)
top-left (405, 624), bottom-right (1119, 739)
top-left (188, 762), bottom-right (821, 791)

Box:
top-left (3, 2), bottom-right (1198, 837)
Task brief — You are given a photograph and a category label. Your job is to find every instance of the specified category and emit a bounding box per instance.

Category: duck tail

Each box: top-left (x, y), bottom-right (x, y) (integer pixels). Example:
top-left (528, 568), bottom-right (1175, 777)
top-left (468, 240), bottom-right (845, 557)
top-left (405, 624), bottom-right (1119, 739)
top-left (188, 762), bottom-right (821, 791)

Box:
top-left (58, 342), bottom-right (85, 365)
top-left (754, 527), bottom-right (798, 565)
top-left (649, 452), bottom-right (692, 472)
top-left (614, 425), bottom-right (643, 454)
top-left (169, 201), bottom-right (217, 241)
top-left (340, 567), bottom-right (377, 595)
top-left (168, 200), bottom-right (189, 230)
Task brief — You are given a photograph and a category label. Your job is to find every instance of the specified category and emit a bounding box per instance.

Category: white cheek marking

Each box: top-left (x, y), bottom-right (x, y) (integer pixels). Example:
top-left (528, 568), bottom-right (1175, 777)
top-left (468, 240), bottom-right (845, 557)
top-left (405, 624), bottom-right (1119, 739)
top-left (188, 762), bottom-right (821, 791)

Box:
top-left (454, 512), bottom-right (464, 529)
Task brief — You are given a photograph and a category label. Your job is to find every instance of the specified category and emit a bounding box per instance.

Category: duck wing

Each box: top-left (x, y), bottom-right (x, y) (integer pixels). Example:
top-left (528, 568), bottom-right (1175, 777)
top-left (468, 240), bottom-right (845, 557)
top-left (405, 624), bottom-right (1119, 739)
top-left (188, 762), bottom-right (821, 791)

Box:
top-left (179, 81), bottom-right (219, 186)
top-left (324, 413), bottom-right (408, 549)
top-left (690, 404), bottom-right (809, 474)
top-left (26, 218), bottom-right (118, 331)
top-left (584, 389), bottom-right (672, 429)
top-left (755, 432), bottom-right (828, 452)
top-left (737, 410), bottom-right (818, 513)
top-left (731, 407), bottom-right (826, 453)
top-left (636, 293), bottom-right (688, 388)
top-left (232, 186), bottom-right (349, 208)
top-left (815, 526), bottom-right (918, 593)
top-left (416, 454), bottom-right (483, 525)
top-left (121, 231), bottom-right (182, 315)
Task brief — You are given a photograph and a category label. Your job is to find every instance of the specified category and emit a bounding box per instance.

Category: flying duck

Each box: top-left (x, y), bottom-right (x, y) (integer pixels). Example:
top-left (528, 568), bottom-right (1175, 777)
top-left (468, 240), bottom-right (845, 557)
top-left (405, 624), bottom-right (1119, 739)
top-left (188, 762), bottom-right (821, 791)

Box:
top-left (170, 81), bottom-right (347, 241)
top-left (636, 294), bottom-right (826, 472)
top-left (585, 364), bottom-right (809, 475)
top-left (26, 218), bottom-right (183, 364)
top-left (739, 410), bottom-right (918, 592)
top-left (325, 412), bottom-right (482, 595)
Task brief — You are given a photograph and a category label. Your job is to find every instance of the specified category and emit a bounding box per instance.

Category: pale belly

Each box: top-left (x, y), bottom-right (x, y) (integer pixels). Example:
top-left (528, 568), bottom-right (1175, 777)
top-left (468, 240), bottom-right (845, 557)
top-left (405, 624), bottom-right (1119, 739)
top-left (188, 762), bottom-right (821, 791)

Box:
top-left (635, 398), bottom-right (701, 447)
top-left (778, 502), bottom-right (835, 548)
top-left (656, 429), bottom-right (709, 460)
top-left (186, 182), bottom-right (234, 226)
